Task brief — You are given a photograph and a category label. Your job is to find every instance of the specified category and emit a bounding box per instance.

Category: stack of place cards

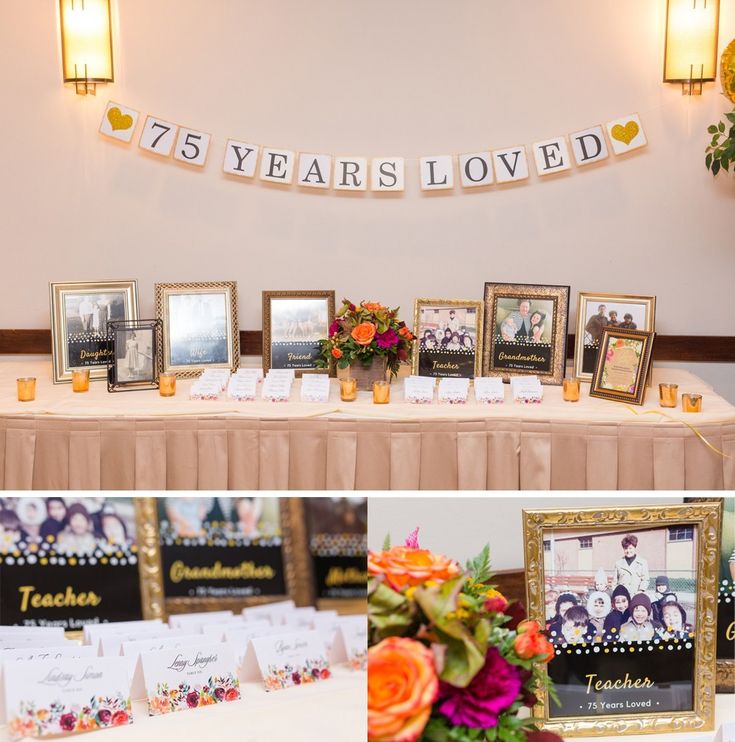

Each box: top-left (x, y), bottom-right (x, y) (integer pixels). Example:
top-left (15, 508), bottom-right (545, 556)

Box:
top-left (404, 375), bottom-right (434, 404)
top-left (84, 618), bottom-right (168, 653)
top-left (227, 373), bottom-right (258, 401)
top-left (200, 368), bottom-right (231, 391)
top-left (190, 377), bottom-right (221, 400)
top-left (223, 624), bottom-right (283, 667)
top-left (299, 373), bottom-right (331, 403)
top-left (0, 626), bottom-right (69, 651)
top-left (474, 376), bottom-right (505, 404)
top-left (236, 367), bottom-right (264, 382)
top-left (242, 600), bottom-right (296, 625)
top-left (510, 375), bottom-right (544, 403)
top-left (438, 377), bottom-right (470, 404)
top-left (262, 370), bottom-right (295, 402)
top-left (169, 610), bottom-right (235, 631)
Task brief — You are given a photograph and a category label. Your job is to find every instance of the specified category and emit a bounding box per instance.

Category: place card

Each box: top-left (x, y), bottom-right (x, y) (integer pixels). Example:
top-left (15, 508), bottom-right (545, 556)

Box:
top-left (510, 375), bottom-right (543, 403)
top-left (0, 636), bottom-right (74, 650)
top-left (474, 376), bottom-right (506, 403)
top-left (262, 376), bottom-right (293, 402)
top-left (1, 645), bottom-right (96, 664)
top-left (437, 377), bottom-right (470, 404)
top-left (4, 657), bottom-right (133, 739)
top-left (169, 610), bottom-right (234, 630)
top-left (237, 367), bottom-right (264, 381)
top-left (200, 368), bottom-right (231, 391)
top-left (224, 625), bottom-right (283, 667)
top-left (266, 369), bottom-right (296, 382)
top-left (83, 619), bottom-right (163, 646)
top-left (200, 620), bottom-right (252, 640)
top-left (0, 627), bottom-right (65, 639)
top-left (99, 626), bottom-right (178, 657)
top-left (336, 616), bottom-right (367, 670)
top-left (227, 374), bottom-right (258, 401)
top-left (242, 600), bottom-right (295, 624)
top-left (279, 606), bottom-right (318, 629)
top-left (242, 630), bottom-right (330, 691)
top-left (404, 375), bottom-right (435, 404)
top-left (189, 380), bottom-right (221, 400)
top-left (299, 374), bottom-right (331, 403)
top-left (140, 643), bottom-right (240, 715)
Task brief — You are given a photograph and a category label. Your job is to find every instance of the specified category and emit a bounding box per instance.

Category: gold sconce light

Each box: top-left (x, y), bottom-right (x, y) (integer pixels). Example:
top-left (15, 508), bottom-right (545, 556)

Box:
top-left (59, 0), bottom-right (114, 95)
top-left (664, 0), bottom-right (720, 95)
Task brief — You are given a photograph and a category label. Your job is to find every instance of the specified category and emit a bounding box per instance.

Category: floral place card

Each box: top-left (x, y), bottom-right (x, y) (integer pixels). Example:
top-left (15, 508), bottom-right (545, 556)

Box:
top-left (262, 376), bottom-right (293, 402)
top-left (228, 375), bottom-right (258, 401)
top-left (140, 643), bottom-right (240, 715)
top-left (404, 375), bottom-right (435, 404)
top-left (437, 377), bottom-right (470, 404)
top-left (473, 376), bottom-right (505, 403)
top-left (83, 619), bottom-right (163, 647)
top-left (236, 368), bottom-right (264, 381)
top-left (336, 617), bottom-right (367, 671)
top-left (242, 630), bottom-right (331, 691)
top-left (224, 625), bottom-right (283, 667)
top-left (98, 626), bottom-right (174, 656)
top-left (4, 657), bottom-right (133, 740)
top-left (510, 375), bottom-right (543, 403)
top-left (241, 600), bottom-right (295, 624)
top-left (299, 374), bottom-right (331, 403)
top-left (168, 611), bottom-right (234, 630)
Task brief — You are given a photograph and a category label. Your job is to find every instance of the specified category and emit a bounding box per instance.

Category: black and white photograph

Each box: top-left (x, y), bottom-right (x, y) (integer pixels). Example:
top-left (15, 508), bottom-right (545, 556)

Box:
top-left (115, 328), bottom-right (154, 382)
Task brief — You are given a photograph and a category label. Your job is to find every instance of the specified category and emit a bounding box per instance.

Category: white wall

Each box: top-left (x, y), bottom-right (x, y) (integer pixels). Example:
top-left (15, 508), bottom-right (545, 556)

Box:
top-left (367, 496), bottom-right (685, 571)
top-left (1, 2), bottom-right (733, 388)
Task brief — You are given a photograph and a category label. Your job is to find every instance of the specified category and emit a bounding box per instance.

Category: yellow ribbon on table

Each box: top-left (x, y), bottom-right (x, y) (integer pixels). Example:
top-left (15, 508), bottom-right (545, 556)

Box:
top-left (622, 405), bottom-right (730, 458)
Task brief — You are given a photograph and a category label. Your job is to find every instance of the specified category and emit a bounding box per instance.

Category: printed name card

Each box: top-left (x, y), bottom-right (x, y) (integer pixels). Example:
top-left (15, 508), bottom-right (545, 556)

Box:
top-left (4, 657), bottom-right (133, 739)
top-left (510, 376), bottom-right (543, 403)
top-left (266, 369), bottom-right (296, 382)
top-left (0, 627), bottom-right (65, 639)
top-left (99, 626), bottom-right (177, 657)
top-left (336, 617), bottom-right (367, 671)
top-left (262, 374), bottom-right (293, 402)
top-left (437, 377), bottom-right (470, 403)
top-left (299, 374), bottom-right (331, 403)
top-left (1, 645), bottom-right (96, 665)
top-left (0, 636), bottom-right (73, 650)
top-left (404, 375), bottom-right (435, 404)
top-left (140, 643), bottom-right (240, 715)
top-left (224, 625), bottom-right (283, 667)
top-left (200, 368), bottom-right (231, 391)
top-left (474, 376), bottom-right (505, 403)
top-left (278, 606), bottom-right (318, 629)
top-left (242, 600), bottom-right (295, 624)
top-left (168, 610), bottom-right (234, 630)
top-left (83, 619), bottom-right (163, 646)
top-left (243, 630), bottom-right (330, 691)
top-left (237, 367), bottom-right (264, 381)
top-left (190, 379), bottom-right (221, 400)
top-left (228, 374), bottom-right (258, 401)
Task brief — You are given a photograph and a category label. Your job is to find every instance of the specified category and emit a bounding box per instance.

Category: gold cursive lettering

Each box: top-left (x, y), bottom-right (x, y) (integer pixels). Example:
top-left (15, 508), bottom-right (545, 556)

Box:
top-left (287, 353), bottom-right (313, 361)
top-left (18, 585), bottom-right (102, 613)
top-left (432, 361), bottom-right (460, 370)
top-left (726, 621), bottom-right (735, 642)
top-left (498, 352), bottom-right (545, 363)
top-left (585, 673), bottom-right (654, 694)
top-left (325, 566), bottom-right (368, 587)
top-left (79, 348), bottom-right (113, 361)
top-left (169, 560), bottom-right (276, 583)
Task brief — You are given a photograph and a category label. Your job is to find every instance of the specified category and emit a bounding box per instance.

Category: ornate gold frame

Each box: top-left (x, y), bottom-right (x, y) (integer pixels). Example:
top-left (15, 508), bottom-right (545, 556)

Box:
top-left (411, 298), bottom-right (484, 378)
top-left (150, 497), bottom-right (314, 616)
top-left (261, 290), bottom-right (336, 376)
top-left (481, 282), bottom-right (569, 385)
top-left (49, 280), bottom-right (139, 384)
top-left (134, 498), bottom-right (166, 620)
top-left (155, 281), bottom-right (239, 378)
top-left (574, 292), bottom-right (656, 383)
top-left (523, 502), bottom-right (721, 737)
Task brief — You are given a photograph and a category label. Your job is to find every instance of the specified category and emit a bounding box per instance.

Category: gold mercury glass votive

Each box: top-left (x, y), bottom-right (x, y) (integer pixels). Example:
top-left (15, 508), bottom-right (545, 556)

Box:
top-left (71, 368), bottom-right (90, 393)
top-left (339, 377), bottom-right (357, 402)
top-left (658, 383), bottom-right (678, 408)
top-left (372, 380), bottom-right (390, 404)
top-left (159, 372), bottom-right (177, 397)
top-left (682, 393), bottom-right (702, 413)
top-left (562, 377), bottom-right (581, 402)
top-left (17, 377), bottom-right (36, 402)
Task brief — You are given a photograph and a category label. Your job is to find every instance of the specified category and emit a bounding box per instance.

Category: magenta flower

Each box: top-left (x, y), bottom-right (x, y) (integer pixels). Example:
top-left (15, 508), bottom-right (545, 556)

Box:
top-left (404, 527), bottom-right (420, 548)
top-left (375, 329), bottom-right (399, 349)
top-left (97, 709), bottom-right (112, 725)
top-left (186, 690), bottom-right (199, 708)
top-left (59, 713), bottom-right (77, 732)
top-left (329, 320), bottom-right (341, 336)
top-left (437, 647), bottom-right (522, 728)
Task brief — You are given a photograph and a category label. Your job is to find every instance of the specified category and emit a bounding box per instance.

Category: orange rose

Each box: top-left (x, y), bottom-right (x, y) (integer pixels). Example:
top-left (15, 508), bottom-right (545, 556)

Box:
top-left (362, 302), bottom-right (385, 313)
top-left (352, 322), bottom-right (377, 346)
top-left (368, 546), bottom-right (460, 590)
top-left (331, 347), bottom-right (343, 359)
top-left (514, 620), bottom-right (554, 663)
top-left (368, 637), bottom-right (438, 742)
top-left (398, 327), bottom-right (413, 340)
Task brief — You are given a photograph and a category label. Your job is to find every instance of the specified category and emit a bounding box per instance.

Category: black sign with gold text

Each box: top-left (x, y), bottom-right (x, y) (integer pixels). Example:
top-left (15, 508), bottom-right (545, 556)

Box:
top-left (312, 556), bottom-right (367, 599)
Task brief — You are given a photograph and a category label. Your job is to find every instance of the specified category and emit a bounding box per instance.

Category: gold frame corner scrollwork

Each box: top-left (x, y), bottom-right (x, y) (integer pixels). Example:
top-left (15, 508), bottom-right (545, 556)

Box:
top-left (522, 502), bottom-right (722, 737)
top-left (134, 498), bottom-right (166, 620)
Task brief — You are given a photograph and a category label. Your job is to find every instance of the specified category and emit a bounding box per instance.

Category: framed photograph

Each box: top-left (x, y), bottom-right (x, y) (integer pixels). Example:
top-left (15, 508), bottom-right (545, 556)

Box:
top-left (304, 498), bottom-right (367, 614)
top-left (412, 299), bottom-right (483, 379)
top-left (262, 290), bottom-right (335, 375)
top-left (153, 497), bottom-right (312, 614)
top-left (155, 281), bottom-right (239, 378)
top-left (589, 327), bottom-right (655, 406)
top-left (0, 497), bottom-right (164, 627)
top-left (523, 501), bottom-right (721, 737)
top-left (49, 280), bottom-right (138, 384)
top-left (575, 293), bottom-right (656, 382)
top-left (107, 319), bottom-right (161, 392)
top-left (482, 282), bottom-right (569, 385)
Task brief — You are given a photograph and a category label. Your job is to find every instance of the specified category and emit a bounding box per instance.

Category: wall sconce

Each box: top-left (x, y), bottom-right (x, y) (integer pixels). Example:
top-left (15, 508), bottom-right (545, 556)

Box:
top-left (59, 0), bottom-right (114, 95)
top-left (664, 0), bottom-right (720, 95)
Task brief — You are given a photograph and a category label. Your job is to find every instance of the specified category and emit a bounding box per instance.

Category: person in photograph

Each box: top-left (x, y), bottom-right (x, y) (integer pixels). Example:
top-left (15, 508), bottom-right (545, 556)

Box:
top-left (560, 605), bottom-right (595, 645)
top-left (608, 310), bottom-right (619, 327)
top-left (586, 591), bottom-right (612, 639)
top-left (593, 567), bottom-right (611, 597)
top-left (529, 311), bottom-right (546, 343)
top-left (619, 313), bottom-right (637, 330)
top-left (40, 497), bottom-right (67, 540)
top-left (56, 503), bottom-right (96, 555)
top-left (125, 332), bottom-right (140, 378)
top-left (603, 584), bottom-right (632, 639)
top-left (424, 334), bottom-right (438, 351)
top-left (233, 497), bottom-right (263, 538)
top-left (619, 593), bottom-right (661, 642)
top-left (730, 546), bottom-right (735, 582)
top-left (0, 508), bottom-right (24, 551)
top-left (585, 304), bottom-right (609, 345)
top-left (92, 301), bottom-right (108, 335)
top-left (447, 332), bottom-right (462, 351)
top-left (613, 533), bottom-right (649, 594)
top-left (440, 328), bottom-right (453, 347)
top-left (650, 575), bottom-right (670, 623)
top-left (78, 297), bottom-right (94, 332)
top-left (16, 498), bottom-right (45, 540)
top-left (546, 592), bottom-right (578, 640)
top-left (100, 512), bottom-right (130, 546)
top-left (445, 310), bottom-right (460, 334)
top-left (500, 299), bottom-right (532, 342)
top-left (461, 334), bottom-right (474, 351)
top-left (657, 602), bottom-right (693, 640)
top-left (205, 497), bottom-right (236, 527)
top-left (164, 498), bottom-right (212, 537)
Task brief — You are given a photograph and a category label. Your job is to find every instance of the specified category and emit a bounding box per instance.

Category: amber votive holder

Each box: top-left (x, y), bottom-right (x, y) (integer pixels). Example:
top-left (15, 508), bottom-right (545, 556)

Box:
top-left (372, 380), bottom-right (390, 404)
top-left (658, 383), bottom-right (678, 408)
top-left (562, 377), bottom-right (581, 402)
top-left (159, 372), bottom-right (177, 397)
top-left (682, 393), bottom-right (702, 413)
top-left (340, 377), bottom-right (357, 402)
top-left (71, 369), bottom-right (90, 393)
top-left (17, 377), bottom-right (36, 402)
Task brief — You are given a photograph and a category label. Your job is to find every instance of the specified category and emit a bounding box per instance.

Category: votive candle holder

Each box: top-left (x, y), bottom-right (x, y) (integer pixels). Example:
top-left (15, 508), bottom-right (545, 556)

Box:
top-left (682, 393), bottom-right (702, 413)
top-left (159, 372), bottom-right (177, 397)
top-left (71, 369), bottom-right (90, 393)
top-left (17, 377), bottom-right (36, 402)
top-left (562, 377), bottom-right (581, 402)
top-left (372, 380), bottom-right (390, 404)
top-left (339, 377), bottom-right (357, 402)
top-left (658, 383), bottom-right (678, 408)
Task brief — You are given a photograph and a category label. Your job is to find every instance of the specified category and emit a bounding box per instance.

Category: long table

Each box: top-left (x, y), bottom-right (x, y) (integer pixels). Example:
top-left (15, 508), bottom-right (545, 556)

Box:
top-left (1, 361), bottom-right (733, 490)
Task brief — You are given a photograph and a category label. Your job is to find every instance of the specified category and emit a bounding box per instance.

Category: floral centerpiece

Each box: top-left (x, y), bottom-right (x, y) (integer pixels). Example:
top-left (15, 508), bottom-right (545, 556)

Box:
top-left (317, 299), bottom-right (415, 378)
top-left (368, 529), bottom-right (560, 742)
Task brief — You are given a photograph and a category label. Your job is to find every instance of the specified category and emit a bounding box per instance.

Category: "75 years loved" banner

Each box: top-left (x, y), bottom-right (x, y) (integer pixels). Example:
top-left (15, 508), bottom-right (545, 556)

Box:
top-left (99, 100), bottom-right (647, 194)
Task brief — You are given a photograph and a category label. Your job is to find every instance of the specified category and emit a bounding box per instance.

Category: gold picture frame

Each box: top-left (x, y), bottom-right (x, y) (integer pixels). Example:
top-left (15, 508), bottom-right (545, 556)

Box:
top-left (482, 282), bottom-right (569, 385)
top-left (134, 498), bottom-right (166, 620)
top-left (412, 298), bottom-right (484, 379)
top-left (589, 327), bottom-right (655, 406)
top-left (49, 280), bottom-right (139, 384)
top-left (575, 293), bottom-right (656, 383)
top-left (262, 290), bottom-right (336, 376)
top-left (152, 497), bottom-right (313, 616)
top-left (155, 281), bottom-right (239, 378)
top-left (523, 502), bottom-right (721, 737)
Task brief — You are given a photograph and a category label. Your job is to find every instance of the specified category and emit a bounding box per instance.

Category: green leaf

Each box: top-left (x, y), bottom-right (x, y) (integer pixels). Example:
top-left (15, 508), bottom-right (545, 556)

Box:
top-left (382, 533), bottom-right (391, 550)
top-left (712, 160), bottom-right (721, 176)
top-left (368, 581), bottom-right (416, 639)
top-left (705, 152), bottom-right (713, 169)
top-left (465, 544), bottom-right (492, 584)
top-left (725, 112), bottom-right (735, 124)
top-left (708, 124), bottom-right (718, 134)
top-left (718, 121), bottom-right (725, 133)
top-left (721, 156), bottom-right (730, 172)
top-left (711, 134), bottom-right (720, 146)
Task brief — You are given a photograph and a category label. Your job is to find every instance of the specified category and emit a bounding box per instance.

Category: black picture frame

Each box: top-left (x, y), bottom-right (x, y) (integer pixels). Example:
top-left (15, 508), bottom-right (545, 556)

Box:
top-left (107, 319), bottom-right (162, 393)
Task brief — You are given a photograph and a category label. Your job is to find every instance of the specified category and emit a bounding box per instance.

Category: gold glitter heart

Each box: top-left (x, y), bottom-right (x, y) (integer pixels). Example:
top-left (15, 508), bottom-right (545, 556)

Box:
top-left (611, 121), bottom-right (639, 145)
top-left (107, 107), bottom-right (133, 131)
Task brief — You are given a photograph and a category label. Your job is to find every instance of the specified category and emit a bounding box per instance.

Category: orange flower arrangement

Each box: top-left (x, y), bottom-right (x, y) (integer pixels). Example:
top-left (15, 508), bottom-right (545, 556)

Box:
top-left (368, 637), bottom-right (438, 742)
top-left (368, 545), bottom-right (460, 590)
